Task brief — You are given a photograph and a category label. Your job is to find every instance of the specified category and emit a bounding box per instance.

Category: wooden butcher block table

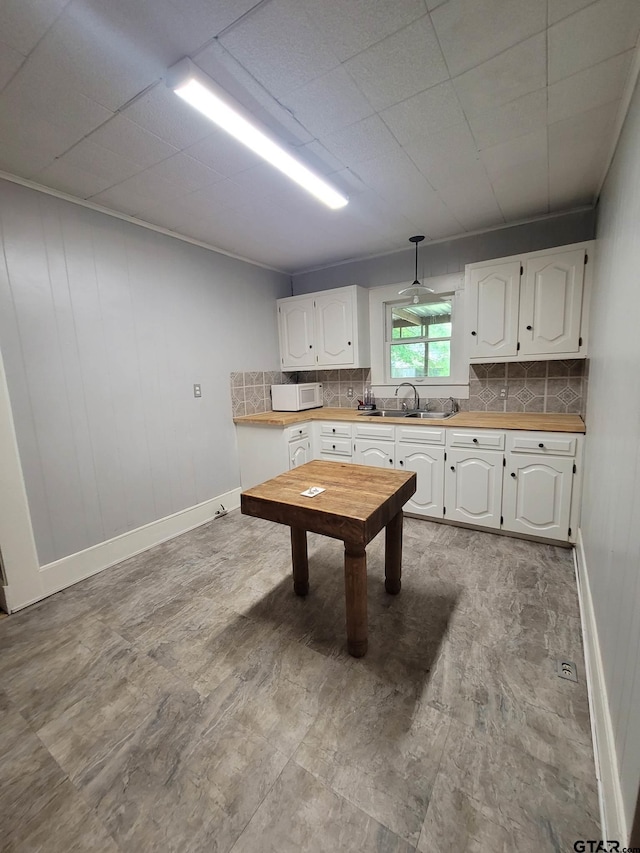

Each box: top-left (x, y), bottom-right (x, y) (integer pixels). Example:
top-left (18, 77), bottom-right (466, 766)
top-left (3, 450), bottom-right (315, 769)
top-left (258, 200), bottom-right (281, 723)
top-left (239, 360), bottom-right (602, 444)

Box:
top-left (240, 460), bottom-right (417, 657)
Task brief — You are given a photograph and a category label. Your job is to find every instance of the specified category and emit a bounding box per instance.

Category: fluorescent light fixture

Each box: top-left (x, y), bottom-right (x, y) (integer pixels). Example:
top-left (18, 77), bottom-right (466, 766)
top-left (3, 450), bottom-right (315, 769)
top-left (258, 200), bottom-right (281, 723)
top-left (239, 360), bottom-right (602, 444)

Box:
top-left (167, 59), bottom-right (348, 210)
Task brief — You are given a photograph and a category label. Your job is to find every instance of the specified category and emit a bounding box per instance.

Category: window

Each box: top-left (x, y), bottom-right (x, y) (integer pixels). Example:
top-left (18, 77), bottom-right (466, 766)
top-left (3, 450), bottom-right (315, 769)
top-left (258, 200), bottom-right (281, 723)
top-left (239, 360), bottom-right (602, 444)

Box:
top-left (386, 298), bottom-right (453, 379)
top-left (367, 274), bottom-right (467, 389)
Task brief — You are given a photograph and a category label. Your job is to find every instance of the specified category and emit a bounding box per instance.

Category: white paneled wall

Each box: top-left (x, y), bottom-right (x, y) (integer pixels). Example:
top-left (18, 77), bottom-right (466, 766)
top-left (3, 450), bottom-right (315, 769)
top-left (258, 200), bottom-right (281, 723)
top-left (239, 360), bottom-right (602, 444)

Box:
top-left (0, 181), bottom-right (289, 565)
top-left (582, 76), bottom-right (640, 834)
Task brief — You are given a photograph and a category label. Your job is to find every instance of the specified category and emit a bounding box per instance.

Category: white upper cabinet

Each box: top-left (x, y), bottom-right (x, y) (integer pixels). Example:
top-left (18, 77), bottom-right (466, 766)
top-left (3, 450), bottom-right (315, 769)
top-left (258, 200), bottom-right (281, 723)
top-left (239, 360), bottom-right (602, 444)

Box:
top-left (466, 243), bottom-right (591, 362)
top-left (519, 250), bottom-right (584, 356)
top-left (278, 296), bottom-right (315, 369)
top-left (277, 285), bottom-right (370, 371)
top-left (468, 261), bottom-right (520, 358)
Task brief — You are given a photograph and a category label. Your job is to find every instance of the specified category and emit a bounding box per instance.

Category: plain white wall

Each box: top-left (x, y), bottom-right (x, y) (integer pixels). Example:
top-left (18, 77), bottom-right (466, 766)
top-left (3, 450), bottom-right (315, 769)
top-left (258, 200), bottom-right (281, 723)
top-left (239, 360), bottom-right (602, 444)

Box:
top-left (0, 180), bottom-right (290, 565)
top-left (582, 76), bottom-right (640, 832)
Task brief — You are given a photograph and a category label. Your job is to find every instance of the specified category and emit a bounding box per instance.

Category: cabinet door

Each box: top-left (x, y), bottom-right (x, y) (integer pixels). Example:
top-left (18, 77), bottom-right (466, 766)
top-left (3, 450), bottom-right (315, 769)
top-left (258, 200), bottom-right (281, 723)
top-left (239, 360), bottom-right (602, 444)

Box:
top-left (289, 438), bottom-right (310, 469)
top-left (354, 440), bottom-right (394, 468)
top-left (445, 449), bottom-right (503, 529)
top-left (519, 250), bottom-right (584, 355)
top-left (278, 298), bottom-right (315, 369)
top-left (314, 290), bottom-right (354, 366)
top-left (397, 443), bottom-right (444, 518)
top-left (502, 454), bottom-right (573, 540)
top-left (468, 262), bottom-right (520, 358)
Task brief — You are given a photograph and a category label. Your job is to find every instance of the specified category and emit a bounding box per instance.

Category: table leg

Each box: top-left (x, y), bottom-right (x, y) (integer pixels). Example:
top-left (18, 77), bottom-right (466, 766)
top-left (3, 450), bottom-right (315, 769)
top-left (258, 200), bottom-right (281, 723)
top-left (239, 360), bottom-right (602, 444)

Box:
top-left (344, 542), bottom-right (367, 657)
top-left (385, 510), bottom-right (403, 595)
top-left (291, 527), bottom-right (309, 596)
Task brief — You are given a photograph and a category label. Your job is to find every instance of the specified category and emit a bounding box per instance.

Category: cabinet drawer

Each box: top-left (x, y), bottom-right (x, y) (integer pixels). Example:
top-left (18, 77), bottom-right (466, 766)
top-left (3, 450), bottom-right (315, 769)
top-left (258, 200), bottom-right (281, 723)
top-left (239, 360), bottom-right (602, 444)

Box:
top-left (354, 423), bottom-right (395, 441)
top-left (319, 437), bottom-right (352, 457)
top-left (319, 422), bottom-right (352, 438)
top-left (285, 423), bottom-right (310, 442)
top-left (508, 433), bottom-right (577, 456)
top-left (397, 426), bottom-right (445, 445)
top-left (447, 430), bottom-right (505, 451)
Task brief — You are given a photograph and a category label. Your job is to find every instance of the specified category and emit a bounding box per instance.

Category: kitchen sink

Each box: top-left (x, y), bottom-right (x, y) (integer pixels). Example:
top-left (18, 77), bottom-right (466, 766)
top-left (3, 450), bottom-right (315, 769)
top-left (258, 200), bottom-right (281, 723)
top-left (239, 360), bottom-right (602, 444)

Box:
top-left (358, 409), bottom-right (407, 417)
top-left (405, 411), bottom-right (455, 419)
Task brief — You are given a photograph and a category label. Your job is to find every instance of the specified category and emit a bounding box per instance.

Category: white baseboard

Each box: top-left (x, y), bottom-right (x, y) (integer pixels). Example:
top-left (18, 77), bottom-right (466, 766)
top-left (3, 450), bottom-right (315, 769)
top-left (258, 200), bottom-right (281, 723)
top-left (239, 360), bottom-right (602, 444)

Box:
top-left (20, 488), bottom-right (242, 608)
top-left (574, 528), bottom-right (628, 843)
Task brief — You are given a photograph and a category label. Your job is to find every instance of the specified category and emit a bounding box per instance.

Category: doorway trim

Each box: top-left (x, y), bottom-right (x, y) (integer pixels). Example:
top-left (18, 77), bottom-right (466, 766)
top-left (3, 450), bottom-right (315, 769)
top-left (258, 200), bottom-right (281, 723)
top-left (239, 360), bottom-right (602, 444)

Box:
top-left (0, 344), bottom-right (42, 611)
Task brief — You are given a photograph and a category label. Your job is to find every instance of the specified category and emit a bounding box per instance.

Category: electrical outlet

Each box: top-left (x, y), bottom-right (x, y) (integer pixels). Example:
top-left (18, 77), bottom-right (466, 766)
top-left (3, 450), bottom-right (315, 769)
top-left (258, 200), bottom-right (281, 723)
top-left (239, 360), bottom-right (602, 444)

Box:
top-left (499, 386), bottom-right (508, 399)
top-left (347, 387), bottom-right (353, 398)
top-left (556, 659), bottom-right (578, 682)
top-left (193, 384), bottom-right (202, 398)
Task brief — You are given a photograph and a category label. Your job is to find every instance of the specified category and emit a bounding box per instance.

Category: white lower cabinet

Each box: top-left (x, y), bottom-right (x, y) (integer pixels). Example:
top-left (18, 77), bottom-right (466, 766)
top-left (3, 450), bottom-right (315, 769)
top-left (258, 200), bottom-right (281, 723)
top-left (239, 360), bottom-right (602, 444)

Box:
top-left (502, 431), bottom-right (580, 541)
top-left (289, 437), bottom-right (311, 469)
top-left (397, 443), bottom-right (445, 518)
top-left (236, 420), bottom-right (582, 542)
top-left (445, 448), bottom-right (503, 529)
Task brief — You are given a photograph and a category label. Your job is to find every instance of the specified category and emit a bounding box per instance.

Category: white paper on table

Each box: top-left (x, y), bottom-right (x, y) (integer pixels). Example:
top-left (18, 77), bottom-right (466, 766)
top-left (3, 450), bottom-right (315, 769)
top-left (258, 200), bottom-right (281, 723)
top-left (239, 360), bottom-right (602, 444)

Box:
top-left (300, 487), bottom-right (325, 497)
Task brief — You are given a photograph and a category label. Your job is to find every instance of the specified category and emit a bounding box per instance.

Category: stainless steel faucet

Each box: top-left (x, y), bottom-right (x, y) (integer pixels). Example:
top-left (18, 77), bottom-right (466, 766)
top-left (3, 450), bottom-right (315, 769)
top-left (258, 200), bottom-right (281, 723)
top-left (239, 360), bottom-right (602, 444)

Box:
top-left (446, 396), bottom-right (459, 414)
top-left (395, 382), bottom-right (419, 411)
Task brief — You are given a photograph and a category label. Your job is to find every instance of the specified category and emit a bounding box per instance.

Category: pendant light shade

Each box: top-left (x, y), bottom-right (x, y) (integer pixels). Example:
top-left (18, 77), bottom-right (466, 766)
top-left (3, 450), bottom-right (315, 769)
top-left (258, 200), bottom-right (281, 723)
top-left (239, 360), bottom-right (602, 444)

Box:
top-left (398, 235), bottom-right (434, 303)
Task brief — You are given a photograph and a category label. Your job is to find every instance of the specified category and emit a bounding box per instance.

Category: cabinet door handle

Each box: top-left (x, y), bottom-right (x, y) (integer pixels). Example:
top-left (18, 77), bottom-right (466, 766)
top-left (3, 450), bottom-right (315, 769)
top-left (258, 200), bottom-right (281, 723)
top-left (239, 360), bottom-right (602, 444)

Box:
top-left (347, 341), bottom-right (351, 346)
top-left (471, 330), bottom-right (477, 336)
top-left (526, 325), bottom-right (532, 331)
top-left (538, 442), bottom-right (544, 448)
top-left (309, 344), bottom-right (313, 348)
top-left (398, 460), bottom-right (404, 466)
top-left (332, 444), bottom-right (336, 450)
top-left (332, 428), bottom-right (336, 433)
top-left (450, 465), bottom-right (455, 471)
top-left (511, 472), bottom-right (516, 478)
top-left (389, 459), bottom-right (393, 464)
top-left (472, 438), bottom-right (478, 443)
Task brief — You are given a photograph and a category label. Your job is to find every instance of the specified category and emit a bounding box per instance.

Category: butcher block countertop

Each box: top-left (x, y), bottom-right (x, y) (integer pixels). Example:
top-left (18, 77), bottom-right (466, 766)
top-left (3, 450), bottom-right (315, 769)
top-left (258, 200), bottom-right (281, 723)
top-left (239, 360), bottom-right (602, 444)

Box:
top-left (234, 407), bottom-right (585, 433)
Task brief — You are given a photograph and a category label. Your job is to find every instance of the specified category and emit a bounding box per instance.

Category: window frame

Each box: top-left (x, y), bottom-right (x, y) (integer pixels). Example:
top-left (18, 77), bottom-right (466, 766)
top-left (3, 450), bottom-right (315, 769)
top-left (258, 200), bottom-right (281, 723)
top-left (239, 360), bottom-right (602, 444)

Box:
top-left (368, 273), bottom-right (469, 393)
top-left (387, 297), bottom-right (453, 380)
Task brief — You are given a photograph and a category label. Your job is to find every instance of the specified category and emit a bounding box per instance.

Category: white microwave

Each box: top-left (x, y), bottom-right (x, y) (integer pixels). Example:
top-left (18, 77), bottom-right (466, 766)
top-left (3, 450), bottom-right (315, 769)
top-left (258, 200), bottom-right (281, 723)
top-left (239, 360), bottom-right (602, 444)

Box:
top-left (271, 382), bottom-right (323, 411)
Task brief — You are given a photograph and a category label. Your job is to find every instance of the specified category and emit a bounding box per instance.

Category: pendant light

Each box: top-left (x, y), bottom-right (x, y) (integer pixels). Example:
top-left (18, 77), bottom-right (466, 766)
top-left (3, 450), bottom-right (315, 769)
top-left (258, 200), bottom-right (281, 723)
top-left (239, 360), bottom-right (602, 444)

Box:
top-left (398, 235), bottom-right (434, 303)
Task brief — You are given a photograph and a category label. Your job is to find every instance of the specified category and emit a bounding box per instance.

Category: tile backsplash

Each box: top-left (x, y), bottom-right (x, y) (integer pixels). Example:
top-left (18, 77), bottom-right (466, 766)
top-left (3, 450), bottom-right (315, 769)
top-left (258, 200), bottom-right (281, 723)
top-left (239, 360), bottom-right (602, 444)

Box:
top-left (231, 360), bottom-right (587, 417)
top-left (469, 360), bottom-right (587, 414)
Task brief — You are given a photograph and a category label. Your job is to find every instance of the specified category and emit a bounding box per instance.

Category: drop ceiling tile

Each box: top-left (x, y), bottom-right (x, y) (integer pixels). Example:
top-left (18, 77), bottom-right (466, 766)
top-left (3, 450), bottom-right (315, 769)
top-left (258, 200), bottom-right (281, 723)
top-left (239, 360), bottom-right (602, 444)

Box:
top-left (0, 98), bottom-right (81, 163)
top-left (27, 5), bottom-right (162, 111)
top-left (35, 159), bottom-right (113, 199)
top-left (548, 51), bottom-right (633, 124)
top-left (0, 62), bottom-right (114, 140)
top-left (380, 81), bottom-right (466, 146)
top-left (140, 153), bottom-right (223, 192)
top-left (430, 0), bottom-right (546, 77)
top-left (467, 89), bottom-right (547, 150)
top-left (548, 0), bottom-right (640, 84)
top-left (301, 0), bottom-right (426, 62)
top-left (344, 15), bottom-right (449, 111)
top-left (184, 129), bottom-right (263, 177)
top-left (281, 66), bottom-right (374, 137)
top-left (86, 116), bottom-right (179, 170)
top-left (297, 140), bottom-right (346, 175)
top-left (548, 0), bottom-right (598, 26)
top-left (167, 0), bottom-right (263, 39)
top-left (453, 33), bottom-right (546, 118)
top-left (320, 115), bottom-right (399, 166)
top-left (0, 0), bottom-right (70, 56)
top-left (480, 128), bottom-right (548, 181)
top-left (0, 40), bottom-right (24, 91)
top-left (435, 165), bottom-right (505, 231)
top-left (60, 139), bottom-right (143, 185)
top-left (123, 84), bottom-right (215, 150)
top-left (0, 140), bottom-right (58, 178)
top-left (403, 121), bottom-right (481, 189)
top-left (548, 100), bottom-right (620, 204)
top-left (219, 0), bottom-right (340, 99)
top-left (492, 168), bottom-right (549, 221)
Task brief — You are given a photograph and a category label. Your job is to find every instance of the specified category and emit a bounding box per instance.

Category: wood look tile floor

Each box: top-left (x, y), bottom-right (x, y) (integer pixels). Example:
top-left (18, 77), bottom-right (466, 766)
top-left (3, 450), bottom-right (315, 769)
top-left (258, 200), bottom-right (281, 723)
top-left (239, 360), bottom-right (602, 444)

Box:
top-left (0, 513), bottom-right (599, 852)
